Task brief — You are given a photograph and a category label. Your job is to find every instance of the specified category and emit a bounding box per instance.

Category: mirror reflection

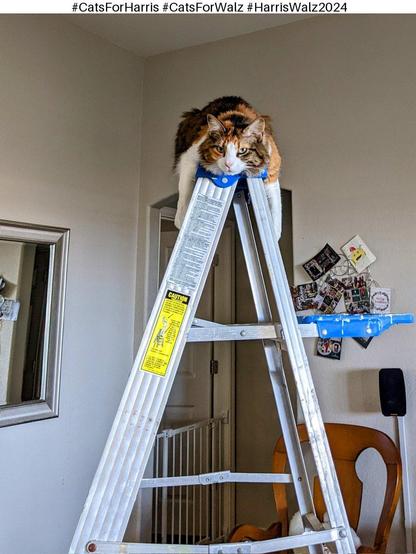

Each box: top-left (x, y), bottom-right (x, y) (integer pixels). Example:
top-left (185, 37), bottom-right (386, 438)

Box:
top-left (0, 240), bottom-right (50, 406)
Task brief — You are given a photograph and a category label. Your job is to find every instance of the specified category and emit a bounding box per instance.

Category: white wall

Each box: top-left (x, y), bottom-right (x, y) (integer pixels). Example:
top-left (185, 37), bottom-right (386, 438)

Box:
top-left (0, 16), bottom-right (143, 554)
top-left (138, 15), bottom-right (416, 552)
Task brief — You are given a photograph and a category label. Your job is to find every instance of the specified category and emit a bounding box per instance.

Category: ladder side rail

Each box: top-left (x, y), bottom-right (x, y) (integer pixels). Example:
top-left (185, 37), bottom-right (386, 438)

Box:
top-left (69, 178), bottom-right (236, 553)
top-left (101, 178), bottom-right (236, 541)
top-left (247, 178), bottom-right (355, 554)
top-left (103, 178), bottom-right (236, 541)
top-left (233, 192), bottom-right (322, 554)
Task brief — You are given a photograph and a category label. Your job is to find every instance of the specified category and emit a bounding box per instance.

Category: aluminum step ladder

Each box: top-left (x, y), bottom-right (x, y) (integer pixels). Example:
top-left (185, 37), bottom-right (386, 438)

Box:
top-left (69, 170), bottom-right (360, 554)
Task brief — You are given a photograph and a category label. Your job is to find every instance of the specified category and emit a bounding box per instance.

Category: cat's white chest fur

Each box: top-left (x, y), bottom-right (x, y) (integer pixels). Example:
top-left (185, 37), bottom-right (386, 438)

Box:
top-left (175, 144), bottom-right (282, 241)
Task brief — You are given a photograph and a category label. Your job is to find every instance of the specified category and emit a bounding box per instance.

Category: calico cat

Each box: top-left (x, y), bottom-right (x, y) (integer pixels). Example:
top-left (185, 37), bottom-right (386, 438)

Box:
top-left (174, 96), bottom-right (282, 238)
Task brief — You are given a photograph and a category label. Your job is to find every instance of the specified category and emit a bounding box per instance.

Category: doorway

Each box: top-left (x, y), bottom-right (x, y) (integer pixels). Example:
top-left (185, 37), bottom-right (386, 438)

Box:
top-left (155, 207), bottom-right (235, 543)
top-left (158, 213), bottom-right (235, 429)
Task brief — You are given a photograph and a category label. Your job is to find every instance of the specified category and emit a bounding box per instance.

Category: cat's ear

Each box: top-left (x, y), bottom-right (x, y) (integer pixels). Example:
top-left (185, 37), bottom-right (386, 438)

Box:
top-left (243, 118), bottom-right (265, 140)
top-left (207, 114), bottom-right (226, 135)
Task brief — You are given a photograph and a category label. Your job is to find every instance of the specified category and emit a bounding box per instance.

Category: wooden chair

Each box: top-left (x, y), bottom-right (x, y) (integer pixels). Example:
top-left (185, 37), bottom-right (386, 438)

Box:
top-left (229, 423), bottom-right (402, 553)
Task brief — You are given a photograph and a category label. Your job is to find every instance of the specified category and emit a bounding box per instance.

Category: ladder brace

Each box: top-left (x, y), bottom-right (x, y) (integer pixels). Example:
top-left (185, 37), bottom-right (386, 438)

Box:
top-left (188, 322), bottom-right (316, 342)
top-left (189, 314), bottom-right (414, 342)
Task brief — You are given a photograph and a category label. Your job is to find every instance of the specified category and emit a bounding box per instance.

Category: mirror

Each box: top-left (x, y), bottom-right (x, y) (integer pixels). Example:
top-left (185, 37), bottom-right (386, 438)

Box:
top-left (0, 220), bottom-right (69, 427)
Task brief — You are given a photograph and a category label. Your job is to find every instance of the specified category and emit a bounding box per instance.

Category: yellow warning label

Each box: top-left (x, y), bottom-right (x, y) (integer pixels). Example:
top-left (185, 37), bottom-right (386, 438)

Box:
top-left (141, 290), bottom-right (190, 377)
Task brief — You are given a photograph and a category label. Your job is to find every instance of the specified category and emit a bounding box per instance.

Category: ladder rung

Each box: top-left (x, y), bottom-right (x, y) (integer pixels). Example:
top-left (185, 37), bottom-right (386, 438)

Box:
top-left (141, 470), bottom-right (293, 488)
top-left (87, 527), bottom-right (343, 553)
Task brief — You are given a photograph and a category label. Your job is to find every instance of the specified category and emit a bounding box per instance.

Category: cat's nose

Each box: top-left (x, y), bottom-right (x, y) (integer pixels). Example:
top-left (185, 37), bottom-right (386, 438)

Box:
top-left (225, 161), bottom-right (232, 169)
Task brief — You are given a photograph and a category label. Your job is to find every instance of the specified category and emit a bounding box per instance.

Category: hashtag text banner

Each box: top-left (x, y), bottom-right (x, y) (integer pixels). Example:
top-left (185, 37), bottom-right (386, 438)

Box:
top-left (2, 0), bottom-right (416, 13)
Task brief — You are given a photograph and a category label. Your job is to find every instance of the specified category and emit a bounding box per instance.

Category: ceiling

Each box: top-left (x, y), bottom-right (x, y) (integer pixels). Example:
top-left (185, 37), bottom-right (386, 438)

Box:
top-left (68, 14), bottom-right (312, 58)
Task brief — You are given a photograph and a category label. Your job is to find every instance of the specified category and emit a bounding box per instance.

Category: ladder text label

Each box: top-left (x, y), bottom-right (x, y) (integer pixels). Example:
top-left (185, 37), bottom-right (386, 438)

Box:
top-left (141, 290), bottom-right (190, 377)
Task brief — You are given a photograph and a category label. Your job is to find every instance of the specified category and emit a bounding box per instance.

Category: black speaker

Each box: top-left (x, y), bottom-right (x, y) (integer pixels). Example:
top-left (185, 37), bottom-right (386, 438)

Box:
top-left (379, 368), bottom-right (406, 417)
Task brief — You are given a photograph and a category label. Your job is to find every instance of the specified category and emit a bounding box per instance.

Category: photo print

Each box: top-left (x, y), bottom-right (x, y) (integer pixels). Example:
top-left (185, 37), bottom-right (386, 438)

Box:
top-left (302, 244), bottom-right (341, 281)
top-left (0, 297), bottom-right (20, 321)
top-left (342, 275), bottom-right (370, 314)
top-left (354, 336), bottom-right (374, 349)
top-left (341, 235), bottom-right (376, 273)
top-left (315, 276), bottom-right (344, 314)
top-left (291, 282), bottom-right (318, 311)
top-left (370, 287), bottom-right (391, 314)
top-left (317, 338), bottom-right (342, 360)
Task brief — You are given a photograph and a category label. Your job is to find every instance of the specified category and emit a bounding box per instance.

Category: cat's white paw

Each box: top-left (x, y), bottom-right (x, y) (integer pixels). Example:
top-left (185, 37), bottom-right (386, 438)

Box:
top-left (265, 181), bottom-right (282, 240)
top-left (174, 206), bottom-right (185, 229)
top-left (174, 213), bottom-right (182, 230)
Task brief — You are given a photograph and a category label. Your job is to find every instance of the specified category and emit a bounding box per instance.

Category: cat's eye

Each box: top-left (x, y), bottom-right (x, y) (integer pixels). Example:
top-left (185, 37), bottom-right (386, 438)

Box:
top-left (215, 145), bottom-right (224, 153)
top-left (238, 147), bottom-right (248, 155)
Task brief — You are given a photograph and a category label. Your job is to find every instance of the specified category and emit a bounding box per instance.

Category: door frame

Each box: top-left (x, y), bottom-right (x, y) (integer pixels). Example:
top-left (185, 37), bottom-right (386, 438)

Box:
top-left (144, 206), bottom-right (176, 323)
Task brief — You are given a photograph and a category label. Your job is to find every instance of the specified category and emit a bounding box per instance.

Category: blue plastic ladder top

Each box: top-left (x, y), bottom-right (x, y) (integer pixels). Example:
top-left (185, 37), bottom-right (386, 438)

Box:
top-left (195, 165), bottom-right (267, 188)
top-left (298, 313), bottom-right (414, 339)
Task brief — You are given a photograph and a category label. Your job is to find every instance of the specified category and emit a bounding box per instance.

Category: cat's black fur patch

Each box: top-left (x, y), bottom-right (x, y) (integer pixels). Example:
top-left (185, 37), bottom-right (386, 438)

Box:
top-left (226, 113), bottom-right (251, 131)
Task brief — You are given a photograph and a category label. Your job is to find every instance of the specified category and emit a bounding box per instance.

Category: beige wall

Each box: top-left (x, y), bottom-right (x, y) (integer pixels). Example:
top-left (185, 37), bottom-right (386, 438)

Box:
top-left (0, 16), bottom-right (143, 554)
top-left (138, 15), bottom-right (416, 551)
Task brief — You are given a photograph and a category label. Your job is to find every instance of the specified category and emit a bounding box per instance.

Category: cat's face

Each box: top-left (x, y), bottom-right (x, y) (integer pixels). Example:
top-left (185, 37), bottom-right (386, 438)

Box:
top-left (199, 114), bottom-right (270, 176)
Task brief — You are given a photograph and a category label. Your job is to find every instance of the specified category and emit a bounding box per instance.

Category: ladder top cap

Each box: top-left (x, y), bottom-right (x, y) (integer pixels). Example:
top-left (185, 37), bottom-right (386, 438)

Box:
top-left (195, 165), bottom-right (267, 188)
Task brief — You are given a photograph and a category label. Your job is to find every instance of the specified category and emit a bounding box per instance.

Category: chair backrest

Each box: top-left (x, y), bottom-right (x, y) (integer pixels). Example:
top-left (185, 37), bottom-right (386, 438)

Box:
top-left (273, 423), bottom-right (402, 553)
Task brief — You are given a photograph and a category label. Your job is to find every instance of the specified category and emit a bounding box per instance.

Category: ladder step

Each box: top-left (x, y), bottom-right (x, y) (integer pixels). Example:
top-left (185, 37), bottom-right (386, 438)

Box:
top-left (87, 527), bottom-right (342, 553)
top-left (141, 470), bottom-right (293, 488)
